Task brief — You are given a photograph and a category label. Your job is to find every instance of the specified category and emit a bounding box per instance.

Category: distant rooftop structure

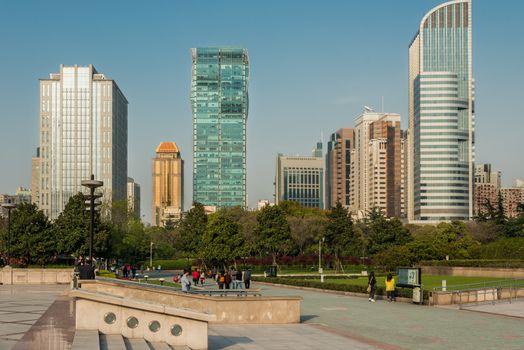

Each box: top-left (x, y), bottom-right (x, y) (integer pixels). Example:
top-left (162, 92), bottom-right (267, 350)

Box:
top-left (155, 142), bottom-right (180, 154)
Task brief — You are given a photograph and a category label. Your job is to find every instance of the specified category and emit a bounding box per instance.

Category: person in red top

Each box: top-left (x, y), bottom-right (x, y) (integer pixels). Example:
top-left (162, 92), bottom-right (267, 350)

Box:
top-left (192, 270), bottom-right (200, 286)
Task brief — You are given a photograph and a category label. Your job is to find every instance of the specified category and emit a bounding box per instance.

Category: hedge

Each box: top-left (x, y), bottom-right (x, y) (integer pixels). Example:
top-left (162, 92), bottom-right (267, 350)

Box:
top-left (419, 259), bottom-right (524, 268)
top-left (253, 276), bottom-right (429, 301)
top-left (137, 259), bottom-right (197, 270)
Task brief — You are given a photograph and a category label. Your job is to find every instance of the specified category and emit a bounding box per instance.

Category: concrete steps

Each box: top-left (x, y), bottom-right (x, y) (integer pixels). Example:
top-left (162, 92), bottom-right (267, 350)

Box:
top-left (71, 330), bottom-right (189, 350)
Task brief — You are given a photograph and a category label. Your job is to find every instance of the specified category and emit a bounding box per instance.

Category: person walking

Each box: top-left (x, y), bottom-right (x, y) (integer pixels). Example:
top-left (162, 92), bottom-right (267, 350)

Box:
top-left (235, 270), bottom-right (243, 289)
top-left (385, 273), bottom-right (396, 302)
top-left (200, 271), bottom-right (206, 286)
top-left (224, 271), bottom-right (232, 289)
top-left (243, 269), bottom-right (251, 289)
top-left (217, 272), bottom-right (225, 290)
top-left (181, 270), bottom-right (191, 292)
top-left (368, 271), bottom-right (377, 302)
top-left (192, 269), bottom-right (200, 286)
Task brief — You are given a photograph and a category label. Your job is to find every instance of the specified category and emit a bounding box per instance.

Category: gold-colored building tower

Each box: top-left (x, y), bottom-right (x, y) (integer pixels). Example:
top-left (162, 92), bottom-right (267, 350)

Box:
top-left (152, 142), bottom-right (183, 227)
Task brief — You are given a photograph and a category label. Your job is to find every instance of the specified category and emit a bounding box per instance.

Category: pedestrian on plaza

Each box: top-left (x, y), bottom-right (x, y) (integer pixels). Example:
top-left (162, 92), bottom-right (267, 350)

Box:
top-left (200, 271), bottom-right (206, 286)
top-left (243, 269), bottom-right (252, 289)
top-left (224, 271), bottom-right (232, 289)
top-left (181, 269), bottom-right (191, 292)
top-left (385, 273), bottom-right (396, 302)
top-left (230, 268), bottom-right (237, 288)
top-left (368, 271), bottom-right (377, 302)
top-left (131, 265), bottom-right (137, 279)
top-left (235, 270), bottom-right (243, 289)
top-left (79, 260), bottom-right (95, 280)
top-left (217, 272), bottom-right (225, 289)
top-left (122, 264), bottom-right (128, 278)
top-left (192, 269), bottom-right (200, 286)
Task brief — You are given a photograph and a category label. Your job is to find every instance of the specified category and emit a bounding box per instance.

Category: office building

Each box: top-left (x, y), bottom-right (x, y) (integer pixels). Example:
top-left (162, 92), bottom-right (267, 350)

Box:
top-left (127, 177), bottom-right (141, 218)
top-left (408, 0), bottom-right (474, 222)
top-left (350, 110), bottom-right (403, 218)
top-left (326, 128), bottom-right (354, 208)
top-left (191, 48), bottom-right (249, 208)
top-left (275, 144), bottom-right (325, 209)
top-left (0, 188), bottom-right (32, 218)
top-left (37, 64), bottom-right (128, 219)
top-left (152, 142), bottom-right (183, 227)
top-left (499, 188), bottom-right (524, 218)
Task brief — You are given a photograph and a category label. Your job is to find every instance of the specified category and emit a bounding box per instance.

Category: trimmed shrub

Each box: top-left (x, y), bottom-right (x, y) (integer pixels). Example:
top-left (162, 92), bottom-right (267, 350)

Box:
top-left (419, 259), bottom-right (524, 268)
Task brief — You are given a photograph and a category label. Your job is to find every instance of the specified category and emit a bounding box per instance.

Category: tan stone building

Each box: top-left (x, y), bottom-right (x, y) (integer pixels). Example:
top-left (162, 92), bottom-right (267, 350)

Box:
top-left (152, 142), bottom-right (183, 227)
top-left (350, 110), bottom-right (404, 218)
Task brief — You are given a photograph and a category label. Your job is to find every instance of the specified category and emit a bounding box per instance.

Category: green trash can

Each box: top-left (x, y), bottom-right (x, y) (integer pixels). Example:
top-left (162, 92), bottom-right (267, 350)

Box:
top-left (266, 265), bottom-right (277, 277)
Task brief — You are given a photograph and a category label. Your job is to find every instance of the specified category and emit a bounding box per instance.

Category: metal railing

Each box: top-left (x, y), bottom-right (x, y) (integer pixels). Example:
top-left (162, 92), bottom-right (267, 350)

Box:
top-left (432, 278), bottom-right (524, 309)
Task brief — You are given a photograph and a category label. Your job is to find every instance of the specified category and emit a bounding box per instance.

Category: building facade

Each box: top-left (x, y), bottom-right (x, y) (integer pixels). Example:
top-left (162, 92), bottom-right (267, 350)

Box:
top-left (36, 64), bottom-right (128, 219)
top-left (499, 188), bottom-right (524, 218)
top-left (127, 177), bottom-right (141, 218)
top-left (152, 142), bottom-right (183, 227)
top-left (350, 111), bottom-right (403, 218)
top-left (326, 128), bottom-right (354, 208)
top-left (191, 48), bottom-right (249, 208)
top-left (31, 147), bottom-right (40, 205)
top-left (408, 0), bottom-right (474, 223)
top-left (275, 146), bottom-right (325, 209)
top-left (0, 188), bottom-right (32, 218)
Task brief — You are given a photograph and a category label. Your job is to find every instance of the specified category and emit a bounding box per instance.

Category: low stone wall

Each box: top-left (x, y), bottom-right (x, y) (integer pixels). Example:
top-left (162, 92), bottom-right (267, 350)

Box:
top-left (430, 288), bottom-right (524, 306)
top-left (0, 267), bottom-right (73, 285)
top-left (421, 266), bottom-right (524, 279)
top-left (71, 289), bottom-right (214, 350)
top-left (79, 279), bottom-right (302, 324)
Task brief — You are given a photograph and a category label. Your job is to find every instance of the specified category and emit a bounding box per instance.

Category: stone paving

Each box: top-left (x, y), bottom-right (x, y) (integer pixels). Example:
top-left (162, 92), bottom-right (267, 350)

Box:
top-left (256, 281), bottom-right (524, 350)
top-left (460, 299), bottom-right (524, 318)
top-left (0, 284), bottom-right (67, 350)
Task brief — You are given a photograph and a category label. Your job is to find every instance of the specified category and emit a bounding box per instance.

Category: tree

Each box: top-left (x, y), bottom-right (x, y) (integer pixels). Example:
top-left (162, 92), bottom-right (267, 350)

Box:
top-left (255, 204), bottom-right (293, 265)
top-left (176, 202), bottom-right (208, 256)
top-left (53, 193), bottom-right (110, 259)
top-left (9, 203), bottom-right (54, 265)
top-left (363, 208), bottom-right (412, 255)
top-left (201, 210), bottom-right (245, 270)
top-left (324, 202), bottom-right (360, 272)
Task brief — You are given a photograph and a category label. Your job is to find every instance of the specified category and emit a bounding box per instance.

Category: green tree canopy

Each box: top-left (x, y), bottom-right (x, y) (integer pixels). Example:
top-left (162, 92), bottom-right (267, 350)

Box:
top-left (8, 203), bottom-right (54, 265)
top-left (363, 208), bottom-right (412, 255)
top-left (254, 204), bottom-right (293, 265)
top-left (176, 202), bottom-right (208, 256)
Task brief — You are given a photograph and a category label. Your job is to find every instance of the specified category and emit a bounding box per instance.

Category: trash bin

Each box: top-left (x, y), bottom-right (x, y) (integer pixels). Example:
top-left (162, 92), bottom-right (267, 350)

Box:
top-left (266, 265), bottom-right (277, 277)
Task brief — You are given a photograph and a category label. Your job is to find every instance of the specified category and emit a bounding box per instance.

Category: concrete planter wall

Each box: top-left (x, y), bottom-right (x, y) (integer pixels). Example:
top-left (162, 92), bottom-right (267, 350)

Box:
top-left (79, 279), bottom-right (302, 324)
top-left (0, 267), bottom-right (73, 285)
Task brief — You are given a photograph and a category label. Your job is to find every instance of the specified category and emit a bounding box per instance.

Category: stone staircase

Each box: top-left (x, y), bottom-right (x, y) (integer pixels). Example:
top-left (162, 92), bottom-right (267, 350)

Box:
top-left (72, 330), bottom-right (191, 350)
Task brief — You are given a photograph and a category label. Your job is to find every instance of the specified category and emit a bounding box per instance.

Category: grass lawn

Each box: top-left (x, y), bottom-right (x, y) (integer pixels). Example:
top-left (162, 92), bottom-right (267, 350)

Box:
top-left (323, 275), bottom-right (507, 290)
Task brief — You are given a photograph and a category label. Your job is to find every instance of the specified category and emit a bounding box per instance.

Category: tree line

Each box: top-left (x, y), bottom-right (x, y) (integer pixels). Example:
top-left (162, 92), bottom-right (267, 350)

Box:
top-left (1, 193), bottom-right (523, 269)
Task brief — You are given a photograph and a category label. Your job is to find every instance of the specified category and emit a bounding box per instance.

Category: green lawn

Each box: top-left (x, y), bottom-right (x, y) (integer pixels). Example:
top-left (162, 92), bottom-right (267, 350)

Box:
top-left (323, 275), bottom-right (508, 290)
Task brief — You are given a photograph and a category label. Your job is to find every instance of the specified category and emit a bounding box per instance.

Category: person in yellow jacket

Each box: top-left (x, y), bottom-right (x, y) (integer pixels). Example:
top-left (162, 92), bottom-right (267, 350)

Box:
top-left (385, 273), bottom-right (396, 302)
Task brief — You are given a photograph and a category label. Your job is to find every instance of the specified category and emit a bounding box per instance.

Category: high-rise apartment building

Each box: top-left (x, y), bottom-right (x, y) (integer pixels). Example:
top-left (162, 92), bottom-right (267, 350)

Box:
top-left (350, 110), bottom-right (403, 218)
top-left (152, 142), bottom-right (183, 227)
top-left (191, 48), bottom-right (249, 208)
top-left (326, 128), bottom-right (354, 208)
top-left (127, 177), bottom-right (141, 218)
top-left (275, 144), bottom-right (325, 209)
top-left (37, 65), bottom-right (128, 219)
top-left (0, 188), bottom-right (32, 218)
top-left (499, 188), bottom-right (524, 218)
top-left (408, 0), bottom-right (474, 222)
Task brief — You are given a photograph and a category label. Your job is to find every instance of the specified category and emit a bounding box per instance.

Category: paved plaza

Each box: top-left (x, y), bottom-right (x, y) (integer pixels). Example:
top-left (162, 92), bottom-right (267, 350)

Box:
top-left (1, 281), bottom-right (524, 349)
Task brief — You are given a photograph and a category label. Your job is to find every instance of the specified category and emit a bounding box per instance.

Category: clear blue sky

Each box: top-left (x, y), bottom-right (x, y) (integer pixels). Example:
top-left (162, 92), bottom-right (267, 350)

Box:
top-left (1, 0), bottom-right (523, 223)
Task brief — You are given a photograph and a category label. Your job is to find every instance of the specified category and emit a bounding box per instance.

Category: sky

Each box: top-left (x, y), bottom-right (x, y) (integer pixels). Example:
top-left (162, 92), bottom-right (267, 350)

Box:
top-left (0, 0), bottom-right (523, 223)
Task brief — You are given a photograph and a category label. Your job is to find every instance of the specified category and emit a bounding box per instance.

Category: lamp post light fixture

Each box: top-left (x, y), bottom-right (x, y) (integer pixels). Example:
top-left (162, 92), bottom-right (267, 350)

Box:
top-left (2, 202), bottom-right (17, 266)
top-left (318, 237), bottom-right (325, 274)
top-left (81, 174), bottom-right (103, 267)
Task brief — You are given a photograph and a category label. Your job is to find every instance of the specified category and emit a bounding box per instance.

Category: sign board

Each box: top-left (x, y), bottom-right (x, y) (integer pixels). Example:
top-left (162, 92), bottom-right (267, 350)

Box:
top-left (397, 267), bottom-right (421, 288)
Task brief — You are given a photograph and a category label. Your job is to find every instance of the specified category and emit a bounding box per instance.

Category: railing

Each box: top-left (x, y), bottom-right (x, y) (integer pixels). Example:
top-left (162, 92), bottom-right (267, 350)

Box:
top-left (432, 278), bottom-right (524, 309)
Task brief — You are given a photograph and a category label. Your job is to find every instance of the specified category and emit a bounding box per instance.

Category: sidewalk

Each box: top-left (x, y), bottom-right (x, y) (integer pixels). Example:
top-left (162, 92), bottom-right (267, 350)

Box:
top-left (0, 284), bottom-right (68, 350)
top-left (256, 281), bottom-right (524, 350)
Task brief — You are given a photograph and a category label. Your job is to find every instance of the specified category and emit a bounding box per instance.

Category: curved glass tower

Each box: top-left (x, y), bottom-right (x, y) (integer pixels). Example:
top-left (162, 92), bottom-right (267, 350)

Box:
top-left (408, 0), bottom-right (474, 222)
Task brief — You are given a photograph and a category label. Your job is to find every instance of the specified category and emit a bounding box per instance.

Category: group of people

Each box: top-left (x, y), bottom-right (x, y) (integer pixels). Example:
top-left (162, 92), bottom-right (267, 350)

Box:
top-left (121, 264), bottom-right (137, 279)
top-left (176, 267), bottom-right (252, 292)
top-left (367, 272), bottom-right (396, 302)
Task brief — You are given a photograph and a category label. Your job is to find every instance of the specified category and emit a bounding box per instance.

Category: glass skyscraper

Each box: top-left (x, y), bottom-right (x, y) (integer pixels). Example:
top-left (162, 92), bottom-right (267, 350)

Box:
top-left (37, 65), bottom-right (128, 219)
top-left (408, 0), bottom-right (474, 222)
top-left (190, 48), bottom-right (249, 208)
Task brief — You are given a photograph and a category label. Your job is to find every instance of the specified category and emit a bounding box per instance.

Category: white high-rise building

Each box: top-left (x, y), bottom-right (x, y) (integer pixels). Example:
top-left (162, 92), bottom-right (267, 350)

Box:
top-left (408, 0), bottom-right (474, 223)
top-left (37, 65), bottom-right (128, 219)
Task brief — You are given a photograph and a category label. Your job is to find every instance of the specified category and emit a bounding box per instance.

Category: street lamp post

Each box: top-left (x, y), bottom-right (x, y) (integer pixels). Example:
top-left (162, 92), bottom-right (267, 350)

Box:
top-left (81, 174), bottom-right (103, 267)
top-left (318, 237), bottom-right (325, 273)
top-left (150, 241), bottom-right (154, 269)
top-left (2, 202), bottom-right (17, 266)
